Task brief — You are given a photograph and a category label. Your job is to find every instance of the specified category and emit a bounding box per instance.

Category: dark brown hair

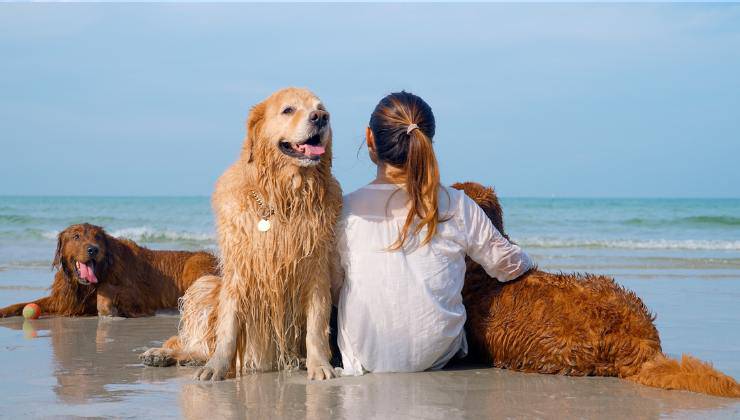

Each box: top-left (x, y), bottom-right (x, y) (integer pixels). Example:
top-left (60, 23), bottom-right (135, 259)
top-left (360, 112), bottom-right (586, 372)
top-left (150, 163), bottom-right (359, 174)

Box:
top-left (369, 91), bottom-right (443, 250)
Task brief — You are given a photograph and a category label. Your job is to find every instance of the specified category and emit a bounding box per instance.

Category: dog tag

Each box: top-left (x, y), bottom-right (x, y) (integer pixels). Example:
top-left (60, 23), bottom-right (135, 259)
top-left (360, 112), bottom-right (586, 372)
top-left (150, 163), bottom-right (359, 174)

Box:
top-left (257, 219), bottom-right (271, 232)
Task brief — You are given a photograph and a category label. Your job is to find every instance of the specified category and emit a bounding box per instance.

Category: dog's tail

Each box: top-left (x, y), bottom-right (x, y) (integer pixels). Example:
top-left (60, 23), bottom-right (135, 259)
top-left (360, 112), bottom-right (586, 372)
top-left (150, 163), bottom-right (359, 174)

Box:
top-left (627, 353), bottom-right (740, 398)
top-left (142, 275), bottom-right (221, 367)
top-left (177, 275), bottom-right (221, 361)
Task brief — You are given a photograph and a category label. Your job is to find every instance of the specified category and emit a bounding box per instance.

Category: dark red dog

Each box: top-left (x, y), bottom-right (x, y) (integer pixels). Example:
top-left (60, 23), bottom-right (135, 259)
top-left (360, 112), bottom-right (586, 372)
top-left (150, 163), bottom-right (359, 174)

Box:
top-left (454, 182), bottom-right (739, 398)
top-left (0, 223), bottom-right (218, 318)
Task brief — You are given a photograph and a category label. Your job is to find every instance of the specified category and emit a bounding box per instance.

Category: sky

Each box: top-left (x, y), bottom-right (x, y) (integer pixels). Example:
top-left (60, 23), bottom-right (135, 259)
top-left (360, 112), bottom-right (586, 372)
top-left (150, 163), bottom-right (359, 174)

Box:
top-left (1, 3), bottom-right (739, 198)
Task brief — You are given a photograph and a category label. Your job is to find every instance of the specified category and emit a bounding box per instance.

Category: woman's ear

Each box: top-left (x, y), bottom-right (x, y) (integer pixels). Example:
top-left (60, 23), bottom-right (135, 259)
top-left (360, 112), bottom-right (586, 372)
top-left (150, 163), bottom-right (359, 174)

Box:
top-left (366, 127), bottom-right (378, 164)
top-left (365, 126), bottom-right (375, 150)
top-left (243, 101), bottom-right (266, 163)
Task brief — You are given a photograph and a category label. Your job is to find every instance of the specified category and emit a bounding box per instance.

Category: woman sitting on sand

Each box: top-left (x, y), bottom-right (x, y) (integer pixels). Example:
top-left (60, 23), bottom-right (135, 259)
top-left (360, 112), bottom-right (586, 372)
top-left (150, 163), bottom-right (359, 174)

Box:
top-left (334, 91), bottom-right (533, 375)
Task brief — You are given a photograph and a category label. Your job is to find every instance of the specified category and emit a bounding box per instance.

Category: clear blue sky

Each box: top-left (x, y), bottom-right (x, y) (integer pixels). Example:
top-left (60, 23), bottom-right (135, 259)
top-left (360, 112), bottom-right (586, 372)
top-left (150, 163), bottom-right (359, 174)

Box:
top-left (1, 3), bottom-right (739, 198)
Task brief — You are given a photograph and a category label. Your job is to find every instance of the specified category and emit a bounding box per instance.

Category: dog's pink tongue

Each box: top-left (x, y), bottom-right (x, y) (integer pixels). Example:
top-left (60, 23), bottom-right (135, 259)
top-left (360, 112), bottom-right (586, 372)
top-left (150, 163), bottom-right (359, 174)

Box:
top-left (76, 261), bottom-right (98, 284)
top-left (298, 144), bottom-right (325, 157)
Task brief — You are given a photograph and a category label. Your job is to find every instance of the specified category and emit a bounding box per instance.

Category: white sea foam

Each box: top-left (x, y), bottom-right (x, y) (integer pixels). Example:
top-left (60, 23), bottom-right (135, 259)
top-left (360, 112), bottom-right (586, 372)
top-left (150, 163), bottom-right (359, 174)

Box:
top-left (521, 238), bottom-right (740, 251)
top-left (111, 227), bottom-right (214, 243)
top-left (41, 231), bottom-right (58, 240)
top-left (33, 230), bottom-right (740, 250)
top-left (39, 227), bottom-right (214, 243)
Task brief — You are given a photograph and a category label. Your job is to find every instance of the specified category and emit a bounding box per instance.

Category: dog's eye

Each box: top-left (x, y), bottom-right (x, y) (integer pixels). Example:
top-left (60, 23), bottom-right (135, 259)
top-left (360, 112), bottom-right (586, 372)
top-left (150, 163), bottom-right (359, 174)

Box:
top-left (282, 106), bottom-right (295, 115)
top-left (73, 234), bottom-right (80, 241)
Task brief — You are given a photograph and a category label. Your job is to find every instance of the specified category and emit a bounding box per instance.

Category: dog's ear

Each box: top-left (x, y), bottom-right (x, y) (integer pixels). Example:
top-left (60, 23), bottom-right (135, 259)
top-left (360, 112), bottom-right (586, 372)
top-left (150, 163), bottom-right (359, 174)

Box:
top-left (52, 231), bottom-right (63, 270)
top-left (452, 182), bottom-right (508, 239)
top-left (103, 231), bottom-right (114, 271)
top-left (242, 101), bottom-right (266, 163)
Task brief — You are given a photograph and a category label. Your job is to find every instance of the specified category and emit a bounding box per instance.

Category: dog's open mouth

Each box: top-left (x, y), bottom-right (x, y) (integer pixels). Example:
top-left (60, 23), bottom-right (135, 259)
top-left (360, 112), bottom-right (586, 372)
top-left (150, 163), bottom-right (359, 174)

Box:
top-left (74, 260), bottom-right (98, 285)
top-left (278, 132), bottom-right (326, 161)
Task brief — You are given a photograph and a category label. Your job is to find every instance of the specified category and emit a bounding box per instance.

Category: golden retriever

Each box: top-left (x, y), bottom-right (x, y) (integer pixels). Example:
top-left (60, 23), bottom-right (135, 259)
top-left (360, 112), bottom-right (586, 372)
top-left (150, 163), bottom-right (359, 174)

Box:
top-left (141, 88), bottom-right (342, 381)
top-left (455, 182), bottom-right (739, 398)
top-left (0, 223), bottom-right (218, 318)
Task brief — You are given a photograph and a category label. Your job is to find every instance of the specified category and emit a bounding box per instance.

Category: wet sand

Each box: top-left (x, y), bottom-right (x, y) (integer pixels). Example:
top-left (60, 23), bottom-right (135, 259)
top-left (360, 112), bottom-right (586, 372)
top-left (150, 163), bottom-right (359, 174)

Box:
top-left (1, 289), bottom-right (739, 419)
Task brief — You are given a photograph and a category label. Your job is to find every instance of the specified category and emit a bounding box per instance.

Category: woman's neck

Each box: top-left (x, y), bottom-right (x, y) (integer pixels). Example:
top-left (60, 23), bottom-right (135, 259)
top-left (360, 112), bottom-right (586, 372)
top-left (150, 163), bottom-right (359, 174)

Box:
top-left (373, 163), bottom-right (405, 185)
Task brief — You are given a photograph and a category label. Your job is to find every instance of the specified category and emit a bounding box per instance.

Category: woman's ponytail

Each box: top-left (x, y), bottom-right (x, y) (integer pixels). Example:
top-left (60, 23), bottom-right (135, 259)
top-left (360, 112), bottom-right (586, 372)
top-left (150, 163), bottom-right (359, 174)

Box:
top-left (390, 127), bottom-right (441, 249)
top-left (368, 91), bottom-right (445, 250)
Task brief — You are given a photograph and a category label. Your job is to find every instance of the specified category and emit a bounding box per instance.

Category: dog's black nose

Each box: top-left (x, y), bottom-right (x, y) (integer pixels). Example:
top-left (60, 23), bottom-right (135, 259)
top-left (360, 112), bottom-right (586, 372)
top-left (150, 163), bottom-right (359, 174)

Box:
top-left (87, 245), bottom-right (99, 257)
top-left (309, 110), bottom-right (329, 128)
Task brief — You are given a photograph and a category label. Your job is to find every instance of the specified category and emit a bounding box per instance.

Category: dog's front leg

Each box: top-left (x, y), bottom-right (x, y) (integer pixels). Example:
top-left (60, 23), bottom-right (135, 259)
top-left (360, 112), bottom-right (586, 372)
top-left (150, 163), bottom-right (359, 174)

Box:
top-left (306, 278), bottom-right (335, 380)
top-left (96, 294), bottom-right (120, 317)
top-left (96, 285), bottom-right (121, 317)
top-left (193, 282), bottom-right (238, 381)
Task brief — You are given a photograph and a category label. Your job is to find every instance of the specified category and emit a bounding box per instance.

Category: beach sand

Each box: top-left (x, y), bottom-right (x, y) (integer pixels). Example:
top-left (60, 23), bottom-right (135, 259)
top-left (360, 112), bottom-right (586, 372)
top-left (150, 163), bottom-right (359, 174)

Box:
top-left (1, 277), bottom-right (739, 418)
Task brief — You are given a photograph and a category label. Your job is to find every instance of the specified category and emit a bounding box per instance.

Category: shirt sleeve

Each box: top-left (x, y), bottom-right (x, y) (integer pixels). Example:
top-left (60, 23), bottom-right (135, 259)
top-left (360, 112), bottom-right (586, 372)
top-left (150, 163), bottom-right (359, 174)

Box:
top-left (460, 193), bottom-right (533, 282)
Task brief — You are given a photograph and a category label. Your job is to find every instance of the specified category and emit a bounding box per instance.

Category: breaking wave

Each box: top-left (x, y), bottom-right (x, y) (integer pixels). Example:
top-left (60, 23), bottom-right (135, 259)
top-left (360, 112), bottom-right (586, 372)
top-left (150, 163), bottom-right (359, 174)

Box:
top-left (110, 227), bottom-right (215, 243)
top-left (625, 215), bottom-right (740, 228)
top-left (521, 238), bottom-right (740, 251)
top-left (32, 227), bottom-right (215, 244)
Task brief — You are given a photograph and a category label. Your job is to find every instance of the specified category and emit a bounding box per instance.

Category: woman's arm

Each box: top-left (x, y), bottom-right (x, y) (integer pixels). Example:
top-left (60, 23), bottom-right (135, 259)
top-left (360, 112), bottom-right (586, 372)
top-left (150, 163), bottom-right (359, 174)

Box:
top-left (461, 194), bottom-right (533, 281)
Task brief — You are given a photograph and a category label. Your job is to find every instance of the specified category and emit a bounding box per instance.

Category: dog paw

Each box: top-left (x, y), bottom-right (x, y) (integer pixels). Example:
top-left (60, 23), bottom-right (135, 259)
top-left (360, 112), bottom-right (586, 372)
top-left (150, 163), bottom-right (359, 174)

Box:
top-left (140, 348), bottom-right (176, 367)
top-left (307, 363), bottom-right (336, 381)
top-left (179, 358), bottom-right (206, 367)
top-left (193, 360), bottom-right (229, 381)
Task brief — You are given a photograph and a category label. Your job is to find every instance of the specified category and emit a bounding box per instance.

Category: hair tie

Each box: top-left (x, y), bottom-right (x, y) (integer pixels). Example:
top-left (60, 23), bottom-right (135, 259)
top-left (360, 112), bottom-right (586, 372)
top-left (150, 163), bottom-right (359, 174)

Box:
top-left (406, 124), bottom-right (419, 135)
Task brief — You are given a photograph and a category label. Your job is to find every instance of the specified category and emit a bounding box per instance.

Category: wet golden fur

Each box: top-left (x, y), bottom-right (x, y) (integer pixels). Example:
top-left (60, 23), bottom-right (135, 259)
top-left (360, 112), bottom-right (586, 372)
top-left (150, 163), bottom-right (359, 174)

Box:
top-left (141, 88), bottom-right (342, 381)
top-left (453, 182), bottom-right (740, 398)
top-left (0, 223), bottom-right (218, 318)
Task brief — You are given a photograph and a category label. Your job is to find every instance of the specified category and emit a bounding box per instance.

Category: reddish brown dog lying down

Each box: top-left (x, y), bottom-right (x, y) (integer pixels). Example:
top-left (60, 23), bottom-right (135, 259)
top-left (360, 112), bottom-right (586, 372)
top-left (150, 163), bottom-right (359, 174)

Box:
top-left (0, 223), bottom-right (218, 318)
top-left (453, 182), bottom-right (740, 398)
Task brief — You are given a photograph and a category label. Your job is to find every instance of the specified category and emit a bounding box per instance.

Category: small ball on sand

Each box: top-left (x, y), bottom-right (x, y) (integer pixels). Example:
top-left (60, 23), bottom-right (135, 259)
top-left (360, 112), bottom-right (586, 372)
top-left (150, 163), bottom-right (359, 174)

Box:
top-left (22, 303), bottom-right (41, 320)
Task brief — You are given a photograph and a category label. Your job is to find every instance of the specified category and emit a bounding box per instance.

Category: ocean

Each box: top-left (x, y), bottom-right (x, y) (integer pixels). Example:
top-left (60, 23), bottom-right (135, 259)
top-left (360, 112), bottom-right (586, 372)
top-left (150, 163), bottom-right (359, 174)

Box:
top-left (1, 195), bottom-right (739, 378)
top-left (2, 196), bottom-right (739, 281)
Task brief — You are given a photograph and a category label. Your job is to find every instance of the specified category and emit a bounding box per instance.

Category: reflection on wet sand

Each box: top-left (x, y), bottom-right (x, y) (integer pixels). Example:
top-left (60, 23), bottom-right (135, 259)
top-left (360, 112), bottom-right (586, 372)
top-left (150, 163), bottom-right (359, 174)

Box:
top-left (0, 316), bottom-right (738, 418)
top-left (1, 315), bottom-right (181, 406)
top-left (22, 319), bottom-right (38, 338)
top-left (180, 361), bottom-right (739, 420)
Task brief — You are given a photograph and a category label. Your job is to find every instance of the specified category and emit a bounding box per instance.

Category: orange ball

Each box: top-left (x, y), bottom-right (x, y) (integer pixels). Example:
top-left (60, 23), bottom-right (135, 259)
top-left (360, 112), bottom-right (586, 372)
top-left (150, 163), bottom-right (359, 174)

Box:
top-left (22, 303), bottom-right (41, 320)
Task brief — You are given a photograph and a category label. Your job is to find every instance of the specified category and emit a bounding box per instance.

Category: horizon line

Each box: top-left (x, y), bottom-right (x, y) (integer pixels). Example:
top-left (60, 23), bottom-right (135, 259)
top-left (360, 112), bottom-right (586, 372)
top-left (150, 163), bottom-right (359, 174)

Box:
top-left (2, 194), bottom-right (739, 200)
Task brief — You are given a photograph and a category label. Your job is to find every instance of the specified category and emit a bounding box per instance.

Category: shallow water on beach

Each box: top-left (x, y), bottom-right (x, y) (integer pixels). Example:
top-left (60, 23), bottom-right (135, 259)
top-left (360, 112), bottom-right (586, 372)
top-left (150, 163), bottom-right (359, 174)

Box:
top-left (0, 195), bottom-right (739, 417)
top-left (0, 313), bottom-right (738, 418)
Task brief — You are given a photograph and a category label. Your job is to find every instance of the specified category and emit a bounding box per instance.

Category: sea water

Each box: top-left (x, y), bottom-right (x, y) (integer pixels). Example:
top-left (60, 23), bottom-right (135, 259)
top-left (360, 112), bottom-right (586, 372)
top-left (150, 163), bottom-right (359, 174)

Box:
top-left (1, 196), bottom-right (739, 288)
